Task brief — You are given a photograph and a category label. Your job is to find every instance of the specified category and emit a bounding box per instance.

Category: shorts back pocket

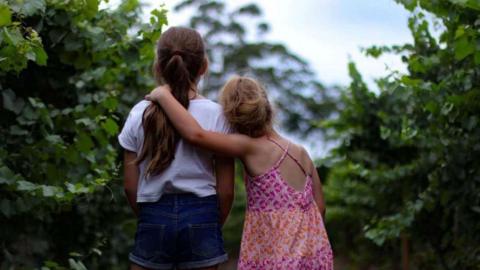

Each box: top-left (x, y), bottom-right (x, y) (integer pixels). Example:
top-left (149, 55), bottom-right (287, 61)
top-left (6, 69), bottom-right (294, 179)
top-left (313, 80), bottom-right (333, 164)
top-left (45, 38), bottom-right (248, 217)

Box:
top-left (134, 223), bottom-right (167, 260)
top-left (188, 223), bottom-right (221, 258)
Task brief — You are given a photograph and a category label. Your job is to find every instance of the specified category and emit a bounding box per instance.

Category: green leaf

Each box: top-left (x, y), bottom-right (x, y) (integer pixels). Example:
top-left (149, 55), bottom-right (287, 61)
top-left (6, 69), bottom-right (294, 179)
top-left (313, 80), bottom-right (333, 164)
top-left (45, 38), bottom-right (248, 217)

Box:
top-left (17, 180), bottom-right (37, 192)
top-left (380, 126), bottom-right (392, 140)
top-left (91, 248), bottom-right (102, 256)
top-left (75, 118), bottom-right (96, 128)
top-left (43, 261), bottom-right (61, 268)
top-left (0, 199), bottom-right (13, 217)
top-left (474, 52), bottom-right (480, 65)
top-left (45, 134), bottom-right (63, 144)
top-left (0, 176), bottom-right (13, 185)
top-left (101, 118), bottom-right (119, 136)
top-left (10, 125), bottom-right (29, 135)
top-left (42, 186), bottom-right (58, 197)
top-left (64, 35), bottom-right (83, 51)
top-left (454, 37), bottom-right (475, 60)
top-left (69, 252), bottom-right (83, 258)
top-left (120, 0), bottom-right (139, 12)
top-left (450, 0), bottom-right (480, 10)
top-left (450, 0), bottom-right (469, 5)
top-left (0, 3), bottom-right (12, 27)
top-left (454, 26), bottom-right (465, 39)
top-left (66, 183), bottom-right (76, 193)
top-left (75, 133), bottom-right (94, 152)
top-left (0, 166), bottom-right (16, 185)
top-left (441, 102), bottom-right (454, 115)
top-left (3, 27), bottom-right (23, 46)
top-left (472, 206), bottom-right (480, 214)
top-left (33, 46), bottom-right (48, 65)
top-left (68, 259), bottom-right (87, 270)
top-left (12, 0), bottom-right (46, 16)
top-left (2, 89), bottom-right (16, 112)
top-left (28, 97), bottom-right (46, 109)
top-left (84, 0), bottom-right (99, 19)
top-left (26, 50), bottom-right (36, 61)
top-left (424, 101), bottom-right (438, 113)
top-left (395, 0), bottom-right (417, 11)
top-left (102, 96), bottom-right (118, 111)
top-left (465, 0), bottom-right (480, 10)
top-left (465, 116), bottom-right (478, 131)
top-left (87, 26), bottom-right (103, 35)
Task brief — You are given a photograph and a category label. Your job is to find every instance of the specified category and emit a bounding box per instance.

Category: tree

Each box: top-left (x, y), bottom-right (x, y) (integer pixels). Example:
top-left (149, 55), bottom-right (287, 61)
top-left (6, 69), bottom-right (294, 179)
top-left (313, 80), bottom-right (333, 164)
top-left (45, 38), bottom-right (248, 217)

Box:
top-left (324, 0), bottom-right (480, 268)
top-left (174, 0), bottom-right (338, 135)
top-left (0, 0), bottom-right (167, 268)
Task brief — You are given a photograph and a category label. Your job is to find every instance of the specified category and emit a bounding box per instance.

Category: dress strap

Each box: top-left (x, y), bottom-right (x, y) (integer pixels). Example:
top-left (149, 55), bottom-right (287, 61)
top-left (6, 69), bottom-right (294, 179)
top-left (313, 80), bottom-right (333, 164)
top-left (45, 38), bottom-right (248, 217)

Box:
top-left (267, 137), bottom-right (308, 176)
top-left (267, 138), bottom-right (290, 168)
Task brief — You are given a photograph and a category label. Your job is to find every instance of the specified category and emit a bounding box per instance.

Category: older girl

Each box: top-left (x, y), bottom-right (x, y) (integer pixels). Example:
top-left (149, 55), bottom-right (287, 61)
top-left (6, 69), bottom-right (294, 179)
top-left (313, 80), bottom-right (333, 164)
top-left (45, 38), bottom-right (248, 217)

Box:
top-left (118, 27), bottom-right (234, 270)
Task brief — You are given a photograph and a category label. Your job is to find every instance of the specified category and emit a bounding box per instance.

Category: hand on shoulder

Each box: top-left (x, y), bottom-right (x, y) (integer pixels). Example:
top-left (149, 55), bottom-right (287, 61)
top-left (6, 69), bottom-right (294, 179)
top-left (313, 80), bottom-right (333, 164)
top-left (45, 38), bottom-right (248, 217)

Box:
top-left (145, 84), bottom-right (172, 103)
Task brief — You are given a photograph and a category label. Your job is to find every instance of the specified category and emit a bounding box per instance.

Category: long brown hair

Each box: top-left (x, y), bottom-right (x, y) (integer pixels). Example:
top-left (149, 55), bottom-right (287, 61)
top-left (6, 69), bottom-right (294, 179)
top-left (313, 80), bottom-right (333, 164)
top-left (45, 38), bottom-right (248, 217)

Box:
top-left (136, 27), bottom-right (207, 176)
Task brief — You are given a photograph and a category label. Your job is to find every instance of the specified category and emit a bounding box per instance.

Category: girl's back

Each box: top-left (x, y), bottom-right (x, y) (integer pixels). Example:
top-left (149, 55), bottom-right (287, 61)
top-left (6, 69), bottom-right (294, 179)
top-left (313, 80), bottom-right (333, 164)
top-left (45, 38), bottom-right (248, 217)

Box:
top-left (243, 137), bottom-right (312, 192)
top-left (119, 98), bottom-right (230, 202)
top-left (239, 137), bottom-right (334, 270)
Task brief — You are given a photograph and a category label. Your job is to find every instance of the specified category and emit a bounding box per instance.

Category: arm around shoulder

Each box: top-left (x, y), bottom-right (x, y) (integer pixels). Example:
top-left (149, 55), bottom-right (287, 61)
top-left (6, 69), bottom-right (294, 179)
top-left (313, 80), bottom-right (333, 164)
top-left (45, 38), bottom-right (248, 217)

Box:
top-left (145, 86), bottom-right (256, 158)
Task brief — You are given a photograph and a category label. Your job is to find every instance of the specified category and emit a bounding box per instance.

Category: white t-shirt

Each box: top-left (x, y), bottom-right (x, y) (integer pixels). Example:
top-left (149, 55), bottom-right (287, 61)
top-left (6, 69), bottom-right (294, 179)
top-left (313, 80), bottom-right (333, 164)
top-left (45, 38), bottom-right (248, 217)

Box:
top-left (118, 99), bottom-right (231, 202)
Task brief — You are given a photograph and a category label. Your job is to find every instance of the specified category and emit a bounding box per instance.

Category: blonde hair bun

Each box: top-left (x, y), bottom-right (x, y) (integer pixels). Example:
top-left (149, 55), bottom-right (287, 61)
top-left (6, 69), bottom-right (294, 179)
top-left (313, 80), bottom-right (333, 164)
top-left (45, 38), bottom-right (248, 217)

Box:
top-left (220, 76), bottom-right (273, 137)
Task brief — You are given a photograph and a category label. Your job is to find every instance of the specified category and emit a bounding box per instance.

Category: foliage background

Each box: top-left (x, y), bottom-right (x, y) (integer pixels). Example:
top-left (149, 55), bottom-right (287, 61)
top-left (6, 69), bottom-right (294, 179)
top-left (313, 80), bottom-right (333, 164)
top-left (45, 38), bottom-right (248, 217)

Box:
top-left (324, 1), bottom-right (480, 269)
top-left (1, 0), bottom-right (479, 269)
top-left (0, 0), bottom-right (165, 268)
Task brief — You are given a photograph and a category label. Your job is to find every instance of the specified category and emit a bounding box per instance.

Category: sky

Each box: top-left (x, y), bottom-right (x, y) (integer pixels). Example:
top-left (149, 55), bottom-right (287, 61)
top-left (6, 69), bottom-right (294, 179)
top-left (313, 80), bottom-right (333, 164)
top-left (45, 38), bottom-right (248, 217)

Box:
top-left (142, 0), bottom-right (413, 89)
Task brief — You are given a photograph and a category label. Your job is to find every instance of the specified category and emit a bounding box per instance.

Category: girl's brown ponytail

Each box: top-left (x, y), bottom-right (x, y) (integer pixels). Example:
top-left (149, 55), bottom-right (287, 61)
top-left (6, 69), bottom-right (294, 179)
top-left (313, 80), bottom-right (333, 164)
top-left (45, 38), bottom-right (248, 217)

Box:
top-left (135, 27), bottom-right (206, 176)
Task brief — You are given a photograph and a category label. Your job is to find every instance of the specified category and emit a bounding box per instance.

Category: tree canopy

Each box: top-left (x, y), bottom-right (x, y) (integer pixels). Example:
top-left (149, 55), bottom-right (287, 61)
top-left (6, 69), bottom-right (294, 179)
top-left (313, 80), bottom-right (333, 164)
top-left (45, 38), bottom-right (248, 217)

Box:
top-left (1, 0), bottom-right (166, 268)
top-left (324, 0), bottom-right (480, 268)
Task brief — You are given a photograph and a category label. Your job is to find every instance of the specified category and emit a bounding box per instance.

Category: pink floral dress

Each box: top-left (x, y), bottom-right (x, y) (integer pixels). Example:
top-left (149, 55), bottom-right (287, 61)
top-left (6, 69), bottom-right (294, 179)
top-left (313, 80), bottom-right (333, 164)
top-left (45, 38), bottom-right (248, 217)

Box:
top-left (238, 139), bottom-right (334, 270)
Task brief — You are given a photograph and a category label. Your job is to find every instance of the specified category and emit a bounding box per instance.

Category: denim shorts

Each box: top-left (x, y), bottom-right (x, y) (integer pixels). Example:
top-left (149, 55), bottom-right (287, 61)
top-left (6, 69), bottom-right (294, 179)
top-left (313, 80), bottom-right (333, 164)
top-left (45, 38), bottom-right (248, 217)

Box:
top-left (129, 194), bottom-right (228, 269)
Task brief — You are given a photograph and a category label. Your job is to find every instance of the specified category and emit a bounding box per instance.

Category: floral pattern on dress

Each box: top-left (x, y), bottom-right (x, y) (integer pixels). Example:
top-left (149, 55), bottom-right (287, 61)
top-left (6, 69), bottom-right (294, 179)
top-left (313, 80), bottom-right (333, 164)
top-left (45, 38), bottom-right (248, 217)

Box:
top-left (238, 140), bottom-right (334, 270)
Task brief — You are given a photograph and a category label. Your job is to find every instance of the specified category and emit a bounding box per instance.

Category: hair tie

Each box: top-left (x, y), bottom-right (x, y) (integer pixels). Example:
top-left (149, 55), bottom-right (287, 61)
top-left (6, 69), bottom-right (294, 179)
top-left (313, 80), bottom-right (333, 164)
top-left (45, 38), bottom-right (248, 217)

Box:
top-left (171, 50), bottom-right (182, 56)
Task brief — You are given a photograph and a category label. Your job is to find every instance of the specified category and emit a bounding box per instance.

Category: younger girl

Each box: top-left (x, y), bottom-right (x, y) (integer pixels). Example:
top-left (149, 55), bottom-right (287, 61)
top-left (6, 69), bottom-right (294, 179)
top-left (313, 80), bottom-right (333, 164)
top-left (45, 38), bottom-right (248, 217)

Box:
top-left (146, 76), bottom-right (334, 269)
top-left (118, 27), bottom-right (234, 270)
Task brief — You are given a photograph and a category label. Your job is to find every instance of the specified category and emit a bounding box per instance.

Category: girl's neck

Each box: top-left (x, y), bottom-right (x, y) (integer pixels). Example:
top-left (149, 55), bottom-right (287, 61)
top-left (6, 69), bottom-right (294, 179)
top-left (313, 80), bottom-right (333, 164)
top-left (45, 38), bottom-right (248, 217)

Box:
top-left (265, 129), bottom-right (280, 140)
top-left (188, 89), bottom-right (198, 99)
top-left (188, 85), bottom-right (205, 100)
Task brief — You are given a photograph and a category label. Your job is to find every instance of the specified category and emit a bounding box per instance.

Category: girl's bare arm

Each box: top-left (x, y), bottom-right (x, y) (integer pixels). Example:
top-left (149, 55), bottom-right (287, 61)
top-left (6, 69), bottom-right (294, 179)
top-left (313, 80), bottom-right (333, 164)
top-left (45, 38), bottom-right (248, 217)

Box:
top-left (311, 166), bottom-right (326, 219)
top-left (302, 148), bottom-right (326, 219)
top-left (145, 86), bottom-right (255, 159)
top-left (215, 156), bottom-right (235, 226)
top-left (124, 150), bottom-right (139, 216)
